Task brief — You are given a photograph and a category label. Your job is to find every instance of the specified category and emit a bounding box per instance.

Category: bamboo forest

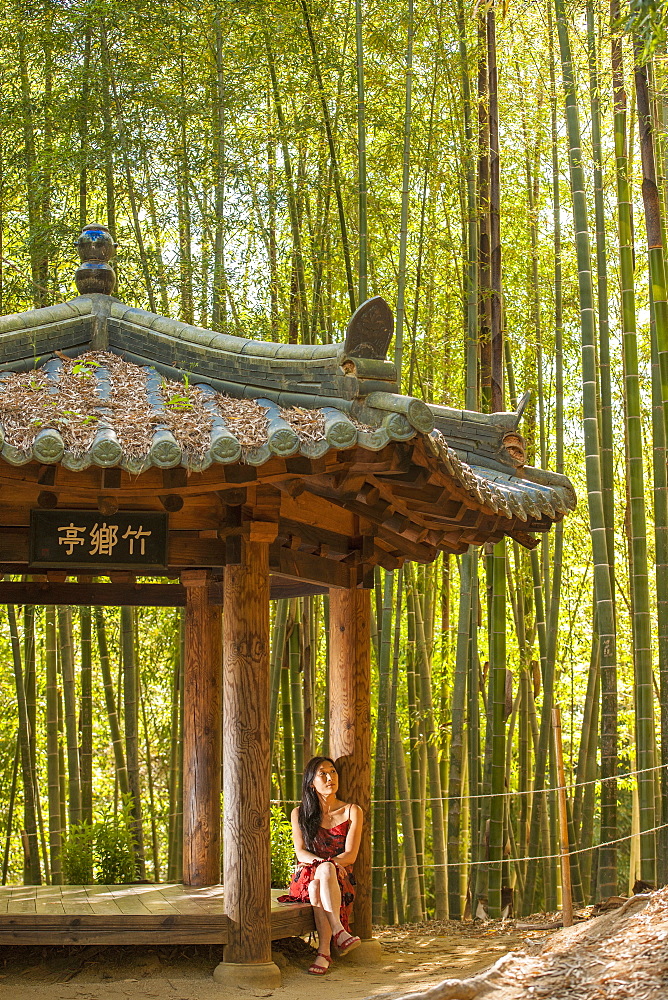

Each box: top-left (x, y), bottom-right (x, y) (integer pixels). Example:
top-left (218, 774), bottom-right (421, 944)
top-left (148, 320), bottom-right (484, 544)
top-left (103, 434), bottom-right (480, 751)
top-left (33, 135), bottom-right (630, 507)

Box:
top-left (1, 0), bottom-right (668, 932)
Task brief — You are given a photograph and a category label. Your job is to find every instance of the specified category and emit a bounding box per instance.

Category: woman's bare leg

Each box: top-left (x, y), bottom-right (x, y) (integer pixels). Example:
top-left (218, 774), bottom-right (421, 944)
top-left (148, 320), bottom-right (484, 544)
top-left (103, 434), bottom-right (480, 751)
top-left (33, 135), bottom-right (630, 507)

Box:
top-left (313, 862), bottom-right (344, 934)
top-left (314, 862), bottom-right (359, 951)
top-left (308, 880), bottom-right (332, 970)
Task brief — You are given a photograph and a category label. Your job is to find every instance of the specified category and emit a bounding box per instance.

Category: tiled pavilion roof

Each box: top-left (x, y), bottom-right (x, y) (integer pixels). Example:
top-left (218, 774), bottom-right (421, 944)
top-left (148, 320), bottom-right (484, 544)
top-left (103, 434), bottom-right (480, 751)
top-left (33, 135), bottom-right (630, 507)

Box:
top-left (0, 225), bottom-right (575, 561)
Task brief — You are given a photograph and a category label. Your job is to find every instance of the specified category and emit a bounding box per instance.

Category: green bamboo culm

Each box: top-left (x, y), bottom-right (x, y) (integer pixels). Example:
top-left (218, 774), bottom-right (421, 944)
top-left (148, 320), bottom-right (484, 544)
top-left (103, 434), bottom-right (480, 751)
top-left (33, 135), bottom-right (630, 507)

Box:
top-left (7, 605), bottom-right (41, 885)
top-left (281, 611), bottom-right (295, 810)
top-left (389, 571), bottom-right (423, 920)
top-left (633, 28), bottom-right (668, 885)
top-left (299, 0), bottom-right (355, 315)
top-left (372, 570), bottom-right (393, 921)
top-left (611, 2), bottom-right (656, 882)
top-left (394, 0), bottom-right (413, 379)
top-left (44, 608), bottom-right (62, 884)
top-left (554, 0), bottom-right (618, 898)
top-left (355, 0), bottom-right (368, 304)
top-left (270, 599), bottom-right (289, 757)
top-left (57, 608), bottom-right (82, 829)
top-left (121, 606), bottom-right (146, 878)
top-left (408, 565), bottom-right (448, 918)
top-left (94, 608), bottom-right (130, 798)
top-left (264, 30), bottom-right (309, 343)
top-left (447, 549), bottom-right (472, 918)
top-left (167, 615), bottom-right (182, 881)
top-left (586, 1), bottom-right (615, 573)
top-left (487, 539), bottom-right (506, 918)
top-left (289, 613), bottom-right (304, 784)
top-left (80, 605), bottom-right (93, 826)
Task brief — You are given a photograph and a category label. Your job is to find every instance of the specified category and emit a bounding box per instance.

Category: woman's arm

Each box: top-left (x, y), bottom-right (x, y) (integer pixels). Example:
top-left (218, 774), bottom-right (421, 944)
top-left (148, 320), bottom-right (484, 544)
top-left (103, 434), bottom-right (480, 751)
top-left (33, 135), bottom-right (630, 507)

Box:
top-left (330, 803), bottom-right (363, 866)
top-left (290, 806), bottom-right (324, 864)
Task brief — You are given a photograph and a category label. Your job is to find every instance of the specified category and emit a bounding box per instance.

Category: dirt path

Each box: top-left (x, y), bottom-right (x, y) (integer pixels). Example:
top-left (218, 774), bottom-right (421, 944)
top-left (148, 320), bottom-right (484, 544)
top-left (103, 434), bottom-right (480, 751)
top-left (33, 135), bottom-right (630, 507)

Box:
top-left (0, 924), bottom-right (527, 1000)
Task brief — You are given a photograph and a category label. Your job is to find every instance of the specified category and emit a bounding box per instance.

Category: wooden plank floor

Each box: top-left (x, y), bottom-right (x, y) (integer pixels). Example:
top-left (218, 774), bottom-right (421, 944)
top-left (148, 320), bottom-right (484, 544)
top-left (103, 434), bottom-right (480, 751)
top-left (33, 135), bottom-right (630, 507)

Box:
top-left (0, 885), bottom-right (314, 946)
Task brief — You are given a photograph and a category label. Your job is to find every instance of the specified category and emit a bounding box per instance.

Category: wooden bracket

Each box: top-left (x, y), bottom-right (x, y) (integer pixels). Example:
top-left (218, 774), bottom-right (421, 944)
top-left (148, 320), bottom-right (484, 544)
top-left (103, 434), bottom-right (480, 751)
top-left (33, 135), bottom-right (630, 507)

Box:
top-left (249, 521), bottom-right (279, 543)
top-left (162, 467), bottom-right (187, 490)
top-left (279, 478), bottom-right (307, 499)
top-left (223, 465), bottom-right (256, 484)
top-left (216, 488), bottom-right (246, 507)
top-left (101, 468), bottom-right (122, 490)
top-left (181, 569), bottom-right (210, 587)
top-left (37, 465), bottom-right (57, 487)
top-left (160, 494), bottom-right (184, 512)
top-left (37, 491), bottom-right (58, 509)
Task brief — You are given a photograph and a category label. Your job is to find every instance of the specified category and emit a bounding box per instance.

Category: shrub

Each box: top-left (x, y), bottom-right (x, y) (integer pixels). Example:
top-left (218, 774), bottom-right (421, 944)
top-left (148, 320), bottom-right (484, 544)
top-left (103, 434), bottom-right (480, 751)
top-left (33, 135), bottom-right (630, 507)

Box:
top-left (96, 807), bottom-right (137, 884)
top-left (62, 798), bottom-right (138, 885)
top-left (270, 806), bottom-right (295, 888)
top-left (62, 822), bottom-right (95, 884)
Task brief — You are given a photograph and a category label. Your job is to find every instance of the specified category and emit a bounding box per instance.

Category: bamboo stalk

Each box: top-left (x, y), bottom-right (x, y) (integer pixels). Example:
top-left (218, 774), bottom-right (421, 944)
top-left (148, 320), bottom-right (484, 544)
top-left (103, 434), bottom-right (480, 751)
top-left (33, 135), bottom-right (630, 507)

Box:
top-left (554, 0), bottom-right (618, 898)
top-left (447, 550), bottom-right (472, 919)
top-left (44, 608), bottom-right (62, 884)
top-left (57, 608), bottom-right (81, 829)
top-left (167, 615), bottom-right (182, 881)
top-left (264, 31), bottom-right (310, 342)
top-left (2, 735), bottom-right (20, 884)
top-left (122, 606), bottom-right (146, 877)
top-left (372, 570), bottom-right (393, 920)
top-left (80, 604), bottom-right (93, 826)
top-left (612, 3), bottom-right (656, 882)
top-left (355, 0), bottom-right (368, 304)
top-left (394, 0), bottom-right (414, 378)
top-left (300, 1), bottom-right (355, 315)
top-left (7, 605), bottom-right (41, 884)
top-left (94, 608), bottom-right (130, 797)
top-left (139, 673), bottom-right (161, 882)
top-left (552, 708), bottom-right (573, 926)
top-left (586, 2), bottom-right (615, 573)
top-left (408, 565), bottom-right (448, 919)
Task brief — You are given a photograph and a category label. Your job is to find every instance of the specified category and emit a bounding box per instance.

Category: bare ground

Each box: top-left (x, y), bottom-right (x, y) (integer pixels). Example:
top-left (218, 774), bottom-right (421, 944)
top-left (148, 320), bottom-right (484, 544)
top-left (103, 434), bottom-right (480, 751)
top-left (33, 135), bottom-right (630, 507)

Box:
top-left (0, 922), bottom-right (527, 1000)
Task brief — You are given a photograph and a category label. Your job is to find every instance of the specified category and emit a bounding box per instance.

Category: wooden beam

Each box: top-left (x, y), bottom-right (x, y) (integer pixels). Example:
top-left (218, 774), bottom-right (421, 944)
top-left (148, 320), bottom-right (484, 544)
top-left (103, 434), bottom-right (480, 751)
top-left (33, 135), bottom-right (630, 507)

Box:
top-left (0, 579), bottom-right (330, 605)
top-left (182, 573), bottom-right (223, 886)
top-left (270, 545), bottom-right (353, 590)
top-left (0, 531), bottom-right (29, 562)
top-left (222, 537), bottom-right (274, 968)
top-left (277, 518), bottom-right (359, 556)
top-left (168, 535), bottom-right (226, 566)
top-left (328, 587), bottom-right (372, 940)
top-left (0, 582), bottom-right (187, 607)
top-left (269, 575), bottom-right (328, 599)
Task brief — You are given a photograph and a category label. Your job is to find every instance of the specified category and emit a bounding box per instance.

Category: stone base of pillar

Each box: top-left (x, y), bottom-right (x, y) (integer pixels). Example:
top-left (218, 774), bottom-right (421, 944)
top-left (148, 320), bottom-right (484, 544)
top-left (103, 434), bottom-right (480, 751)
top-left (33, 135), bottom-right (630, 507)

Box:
top-left (212, 960), bottom-right (282, 989)
top-left (342, 938), bottom-right (383, 964)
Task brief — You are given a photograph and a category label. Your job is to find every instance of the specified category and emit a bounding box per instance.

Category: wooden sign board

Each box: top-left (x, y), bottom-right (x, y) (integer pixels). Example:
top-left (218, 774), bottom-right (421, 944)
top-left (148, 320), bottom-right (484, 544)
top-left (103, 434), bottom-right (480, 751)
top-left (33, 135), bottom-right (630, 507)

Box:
top-left (30, 510), bottom-right (168, 570)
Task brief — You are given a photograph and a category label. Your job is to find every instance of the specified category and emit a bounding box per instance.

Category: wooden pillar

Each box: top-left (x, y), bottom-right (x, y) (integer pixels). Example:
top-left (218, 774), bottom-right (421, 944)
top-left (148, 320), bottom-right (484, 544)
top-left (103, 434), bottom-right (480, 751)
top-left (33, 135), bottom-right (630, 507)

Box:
top-left (329, 585), bottom-right (372, 940)
top-left (182, 571), bottom-right (222, 887)
top-left (216, 528), bottom-right (280, 988)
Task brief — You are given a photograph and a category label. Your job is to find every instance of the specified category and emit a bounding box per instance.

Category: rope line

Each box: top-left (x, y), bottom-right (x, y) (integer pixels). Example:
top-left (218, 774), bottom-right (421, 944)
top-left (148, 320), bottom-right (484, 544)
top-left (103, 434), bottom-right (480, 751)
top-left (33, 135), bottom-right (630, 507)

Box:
top-left (269, 762), bottom-right (668, 809)
top-left (370, 821), bottom-right (668, 870)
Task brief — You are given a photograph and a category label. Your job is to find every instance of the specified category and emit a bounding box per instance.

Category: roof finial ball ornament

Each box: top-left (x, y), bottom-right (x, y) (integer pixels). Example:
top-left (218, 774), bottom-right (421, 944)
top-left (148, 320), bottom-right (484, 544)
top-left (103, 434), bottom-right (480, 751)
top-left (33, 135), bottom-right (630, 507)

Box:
top-left (75, 223), bottom-right (117, 295)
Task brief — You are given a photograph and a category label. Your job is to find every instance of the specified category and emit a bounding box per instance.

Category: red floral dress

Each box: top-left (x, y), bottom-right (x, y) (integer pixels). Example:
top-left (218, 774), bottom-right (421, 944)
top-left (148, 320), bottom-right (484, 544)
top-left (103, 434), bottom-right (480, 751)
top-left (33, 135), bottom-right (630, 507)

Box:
top-left (277, 820), bottom-right (357, 931)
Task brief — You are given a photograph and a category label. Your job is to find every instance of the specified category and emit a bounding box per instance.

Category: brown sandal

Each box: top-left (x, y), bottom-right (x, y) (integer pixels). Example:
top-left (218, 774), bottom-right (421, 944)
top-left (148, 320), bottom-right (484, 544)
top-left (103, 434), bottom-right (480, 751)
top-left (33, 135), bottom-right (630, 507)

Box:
top-left (307, 953), bottom-right (332, 975)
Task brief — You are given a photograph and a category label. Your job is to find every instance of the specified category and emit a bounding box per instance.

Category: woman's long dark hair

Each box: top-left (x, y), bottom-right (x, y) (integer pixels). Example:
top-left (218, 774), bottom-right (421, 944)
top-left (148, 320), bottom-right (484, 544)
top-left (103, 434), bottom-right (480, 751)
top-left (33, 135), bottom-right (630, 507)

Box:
top-left (298, 756), bottom-right (338, 852)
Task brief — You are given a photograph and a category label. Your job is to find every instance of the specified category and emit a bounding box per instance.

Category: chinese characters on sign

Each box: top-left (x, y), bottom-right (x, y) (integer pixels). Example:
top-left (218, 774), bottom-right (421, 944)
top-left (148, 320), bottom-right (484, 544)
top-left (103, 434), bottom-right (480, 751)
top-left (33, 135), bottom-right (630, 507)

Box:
top-left (30, 510), bottom-right (168, 569)
top-left (57, 522), bottom-right (153, 557)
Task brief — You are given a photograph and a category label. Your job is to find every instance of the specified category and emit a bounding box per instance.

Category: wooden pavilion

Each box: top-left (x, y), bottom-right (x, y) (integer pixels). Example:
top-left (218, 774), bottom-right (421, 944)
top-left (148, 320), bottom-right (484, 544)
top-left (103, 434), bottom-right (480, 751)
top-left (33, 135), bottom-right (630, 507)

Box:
top-left (0, 226), bottom-right (575, 986)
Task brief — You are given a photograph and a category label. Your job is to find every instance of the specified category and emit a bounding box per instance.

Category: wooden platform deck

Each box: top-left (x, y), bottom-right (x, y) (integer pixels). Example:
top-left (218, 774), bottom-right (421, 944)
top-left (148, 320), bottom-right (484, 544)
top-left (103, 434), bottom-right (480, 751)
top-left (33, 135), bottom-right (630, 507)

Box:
top-left (0, 885), bottom-right (315, 946)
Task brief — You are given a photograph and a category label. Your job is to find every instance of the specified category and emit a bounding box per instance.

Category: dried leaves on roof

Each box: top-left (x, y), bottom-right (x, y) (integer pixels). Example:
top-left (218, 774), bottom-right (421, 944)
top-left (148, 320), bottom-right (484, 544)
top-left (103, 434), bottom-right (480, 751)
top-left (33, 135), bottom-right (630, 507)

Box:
top-left (0, 352), bottom-right (328, 459)
top-left (0, 360), bottom-right (100, 457)
top-left (280, 405), bottom-right (325, 443)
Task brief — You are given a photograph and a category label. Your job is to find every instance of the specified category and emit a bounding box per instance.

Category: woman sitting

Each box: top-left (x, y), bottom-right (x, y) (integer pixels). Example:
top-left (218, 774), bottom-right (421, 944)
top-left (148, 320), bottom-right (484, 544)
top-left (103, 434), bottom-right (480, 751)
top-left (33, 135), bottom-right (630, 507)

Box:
top-left (279, 755), bottom-right (362, 975)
